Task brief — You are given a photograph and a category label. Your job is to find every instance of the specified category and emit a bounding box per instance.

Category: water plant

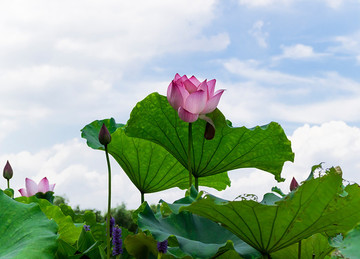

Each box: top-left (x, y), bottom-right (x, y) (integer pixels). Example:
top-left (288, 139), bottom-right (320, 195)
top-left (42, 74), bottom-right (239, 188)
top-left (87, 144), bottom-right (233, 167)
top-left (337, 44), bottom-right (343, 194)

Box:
top-left (1, 74), bottom-right (360, 258)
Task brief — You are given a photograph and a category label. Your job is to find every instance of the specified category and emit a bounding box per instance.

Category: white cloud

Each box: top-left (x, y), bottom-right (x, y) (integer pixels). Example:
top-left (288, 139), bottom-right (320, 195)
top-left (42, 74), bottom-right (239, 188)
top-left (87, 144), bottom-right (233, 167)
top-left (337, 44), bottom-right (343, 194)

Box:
top-left (202, 121), bottom-right (360, 201)
top-left (274, 44), bottom-right (329, 60)
top-left (322, 0), bottom-right (344, 9)
top-left (0, 138), bottom-right (155, 210)
top-left (329, 32), bottom-right (360, 63)
top-left (248, 20), bottom-right (269, 48)
top-left (0, 0), bottom-right (228, 67)
top-left (238, 0), bottom-right (293, 7)
top-left (220, 58), bottom-right (360, 125)
top-left (223, 59), bottom-right (312, 84)
top-left (238, 0), bottom-right (346, 8)
top-left (284, 121), bottom-right (360, 183)
top-left (0, 0), bottom-right (230, 147)
top-left (271, 96), bottom-right (360, 124)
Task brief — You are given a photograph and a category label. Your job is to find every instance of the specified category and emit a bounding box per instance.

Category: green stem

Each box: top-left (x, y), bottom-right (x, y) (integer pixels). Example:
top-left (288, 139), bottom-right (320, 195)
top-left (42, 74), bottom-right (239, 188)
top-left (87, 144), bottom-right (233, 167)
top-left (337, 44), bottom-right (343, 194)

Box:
top-left (141, 191), bottom-right (145, 204)
top-left (7, 179), bottom-right (10, 189)
top-left (105, 145), bottom-right (112, 259)
top-left (195, 177), bottom-right (199, 191)
top-left (298, 240), bottom-right (301, 259)
top-left (187, 123), bottom-right (193, 188)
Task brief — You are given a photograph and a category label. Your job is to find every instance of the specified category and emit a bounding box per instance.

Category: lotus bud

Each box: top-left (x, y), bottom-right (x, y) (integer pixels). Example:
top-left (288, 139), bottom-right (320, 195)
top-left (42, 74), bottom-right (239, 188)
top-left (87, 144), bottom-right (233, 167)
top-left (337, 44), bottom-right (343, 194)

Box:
top-left (99, 123), bottom-right (111, 146)
top-left (3, 160), bottom-right (13, 180)
top-left (157, 240), bottom-right (168, 254)
top-left (290, 177), bottom-right (299, 191)
top-left (204, 122), bottom-right (215, 140)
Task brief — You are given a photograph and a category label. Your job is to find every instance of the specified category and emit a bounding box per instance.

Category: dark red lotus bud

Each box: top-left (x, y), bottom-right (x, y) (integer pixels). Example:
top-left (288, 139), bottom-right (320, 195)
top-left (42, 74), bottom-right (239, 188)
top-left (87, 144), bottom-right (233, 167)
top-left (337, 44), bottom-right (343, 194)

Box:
top-left (3, 160), bottom-right (13, 180)
top-left (290, 177), bottom-right (299, 191)
top-left (204, 122), bottom-right (215, 140)
top-left (99, 123), bottom-right (111, 146)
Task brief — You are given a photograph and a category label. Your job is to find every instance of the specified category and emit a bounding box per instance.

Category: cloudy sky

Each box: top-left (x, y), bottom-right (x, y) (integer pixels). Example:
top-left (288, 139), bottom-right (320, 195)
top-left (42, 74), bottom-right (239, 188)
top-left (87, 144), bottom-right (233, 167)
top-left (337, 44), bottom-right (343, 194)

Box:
top-left (1, 0), bottom-right (360, 210)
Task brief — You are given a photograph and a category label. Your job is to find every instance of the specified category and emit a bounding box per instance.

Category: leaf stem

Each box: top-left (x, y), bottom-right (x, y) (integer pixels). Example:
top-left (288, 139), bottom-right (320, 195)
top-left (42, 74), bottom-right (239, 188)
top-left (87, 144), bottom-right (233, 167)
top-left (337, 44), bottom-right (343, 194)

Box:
top-left (105, 145), bottom-right (112, 259)
top-left (195, 177), bottom-right (199, 191)
top-left (298, 240), bottom-right (301, 259)
top-left (141, 191), bottom-right (145, 204)
top-left (187, 123), bottom-right (193, 188)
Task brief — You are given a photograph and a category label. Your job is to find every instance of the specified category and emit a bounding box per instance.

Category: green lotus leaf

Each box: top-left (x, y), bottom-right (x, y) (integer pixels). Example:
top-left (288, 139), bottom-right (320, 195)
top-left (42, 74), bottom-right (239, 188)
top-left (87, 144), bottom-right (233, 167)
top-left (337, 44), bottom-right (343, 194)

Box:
top-left (125, 93), bottom-right (294, 181)
top-left (16, 196), bottom-right (82, 245)
top-left (0, 190), bottom-right (58, 258)
top-left (160, 186), bottom-right (203, 215)
top-left (137, 202), bottom-right (262, 259)
top-left (271, 233), bottom-right (335, 259)
top-left (182, 168), bottom-right (360, 255)
top-left (124, 232), bottom-right (160, 259)
top-left (330, 225), bottom-right (360, 259)
top-left (81, 118), bottom-right (230, 194)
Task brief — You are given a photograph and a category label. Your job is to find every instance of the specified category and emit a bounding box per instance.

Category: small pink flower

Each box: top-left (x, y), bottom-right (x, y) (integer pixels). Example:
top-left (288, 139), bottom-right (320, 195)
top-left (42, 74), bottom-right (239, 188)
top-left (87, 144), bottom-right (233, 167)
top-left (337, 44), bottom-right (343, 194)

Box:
top-left (167, 74), bottom-right (224, 124)
top-left (18, 177), bottom-right (55, 197)
top-left (290, 177), bottom-right (299, 191)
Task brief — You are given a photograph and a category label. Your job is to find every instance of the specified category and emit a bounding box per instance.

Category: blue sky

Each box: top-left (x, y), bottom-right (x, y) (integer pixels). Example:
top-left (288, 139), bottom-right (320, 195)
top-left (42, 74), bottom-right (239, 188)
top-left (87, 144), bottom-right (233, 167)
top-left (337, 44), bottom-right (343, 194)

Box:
top-left (1, 0), bottom-right (360, 210)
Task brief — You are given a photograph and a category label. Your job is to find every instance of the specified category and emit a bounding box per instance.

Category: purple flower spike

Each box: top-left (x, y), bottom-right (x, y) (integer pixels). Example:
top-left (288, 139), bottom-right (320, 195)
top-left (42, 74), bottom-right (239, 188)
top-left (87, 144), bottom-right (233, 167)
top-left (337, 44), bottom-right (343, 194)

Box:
top-left (83, 225), bottom-right (90, 231)
top-left (112, 225), bottom-right (123, 256)
top-left (107, 216), bottom-right (115, 236)
top-left (157, 240), bottom-right (168, 254)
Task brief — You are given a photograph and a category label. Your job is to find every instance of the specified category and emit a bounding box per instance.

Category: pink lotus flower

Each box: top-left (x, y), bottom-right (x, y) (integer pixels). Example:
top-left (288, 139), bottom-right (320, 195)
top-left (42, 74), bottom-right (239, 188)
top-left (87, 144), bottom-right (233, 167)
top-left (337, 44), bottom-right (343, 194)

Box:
top-left (167, 74), bottom-right (224, 124)
top-left (18, 177), bottom-right (55, 197)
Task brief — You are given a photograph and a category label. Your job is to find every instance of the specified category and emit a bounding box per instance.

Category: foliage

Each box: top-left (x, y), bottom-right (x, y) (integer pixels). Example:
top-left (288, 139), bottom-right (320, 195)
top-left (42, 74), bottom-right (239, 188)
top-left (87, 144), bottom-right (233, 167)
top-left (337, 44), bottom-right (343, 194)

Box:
top-left (137, 202), bottom-right (261, 259)
top-left (330, 225), bottom-right (360, 259)
top-left (0, 190), bottom-right (58, 259)
top-left (182, 167), bottom-right (360, 256)
top-left (125, 92), bottom-right (294, 182)
top-left (109, 203), bottom-right (138, 233)
top-left (4, 88), bottom-right (360, 258)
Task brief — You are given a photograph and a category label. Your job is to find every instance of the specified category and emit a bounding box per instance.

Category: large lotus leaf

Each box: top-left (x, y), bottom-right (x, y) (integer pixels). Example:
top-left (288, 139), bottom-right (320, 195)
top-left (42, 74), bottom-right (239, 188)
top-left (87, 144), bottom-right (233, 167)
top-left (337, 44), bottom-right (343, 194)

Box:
top-left (124, 232), bottom-right (163, 259)
top-left (137, 203), bottom-right (262, 259)
top-left (125, 92), bottom-right (294, 181)
top-left (16, 196), bottom-right (82, 245)
top-left (160, 186), bottom-right (203, 216)
top-left (81, 118), bottom-right (230, 193)
top-left (330, 225), bottom-right (360, 259)
top-left (271, 233), bottom-right (334, 259)
top-left (0, 190), bottom-right (58, 258)
top-left (182, 168), bottom-right (360, 255)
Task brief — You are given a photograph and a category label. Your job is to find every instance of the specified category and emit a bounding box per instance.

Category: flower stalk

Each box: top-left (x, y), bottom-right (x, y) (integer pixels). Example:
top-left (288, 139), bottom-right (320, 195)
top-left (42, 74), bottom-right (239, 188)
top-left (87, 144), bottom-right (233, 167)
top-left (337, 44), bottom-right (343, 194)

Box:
top-left (105, 144), bottom-right (112, 259)
top-left (187, 123), bottom-right (193, 188)
top-left (99, 123), bottom-right (112, 259)
top-left (141, 191), bottom-right (145, 204)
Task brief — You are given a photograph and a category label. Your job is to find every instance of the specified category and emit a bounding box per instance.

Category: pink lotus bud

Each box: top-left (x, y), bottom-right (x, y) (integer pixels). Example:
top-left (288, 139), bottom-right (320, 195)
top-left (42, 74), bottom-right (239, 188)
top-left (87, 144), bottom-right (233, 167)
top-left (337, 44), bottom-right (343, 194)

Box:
top-left (167, 74), bottom-right (224, 124)
top-left (290, 177), bottom-right (299, 191)
top-left (3, 160), bottom-right (13, 180)
top-left (99, 123), bottom-right (111, 146)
